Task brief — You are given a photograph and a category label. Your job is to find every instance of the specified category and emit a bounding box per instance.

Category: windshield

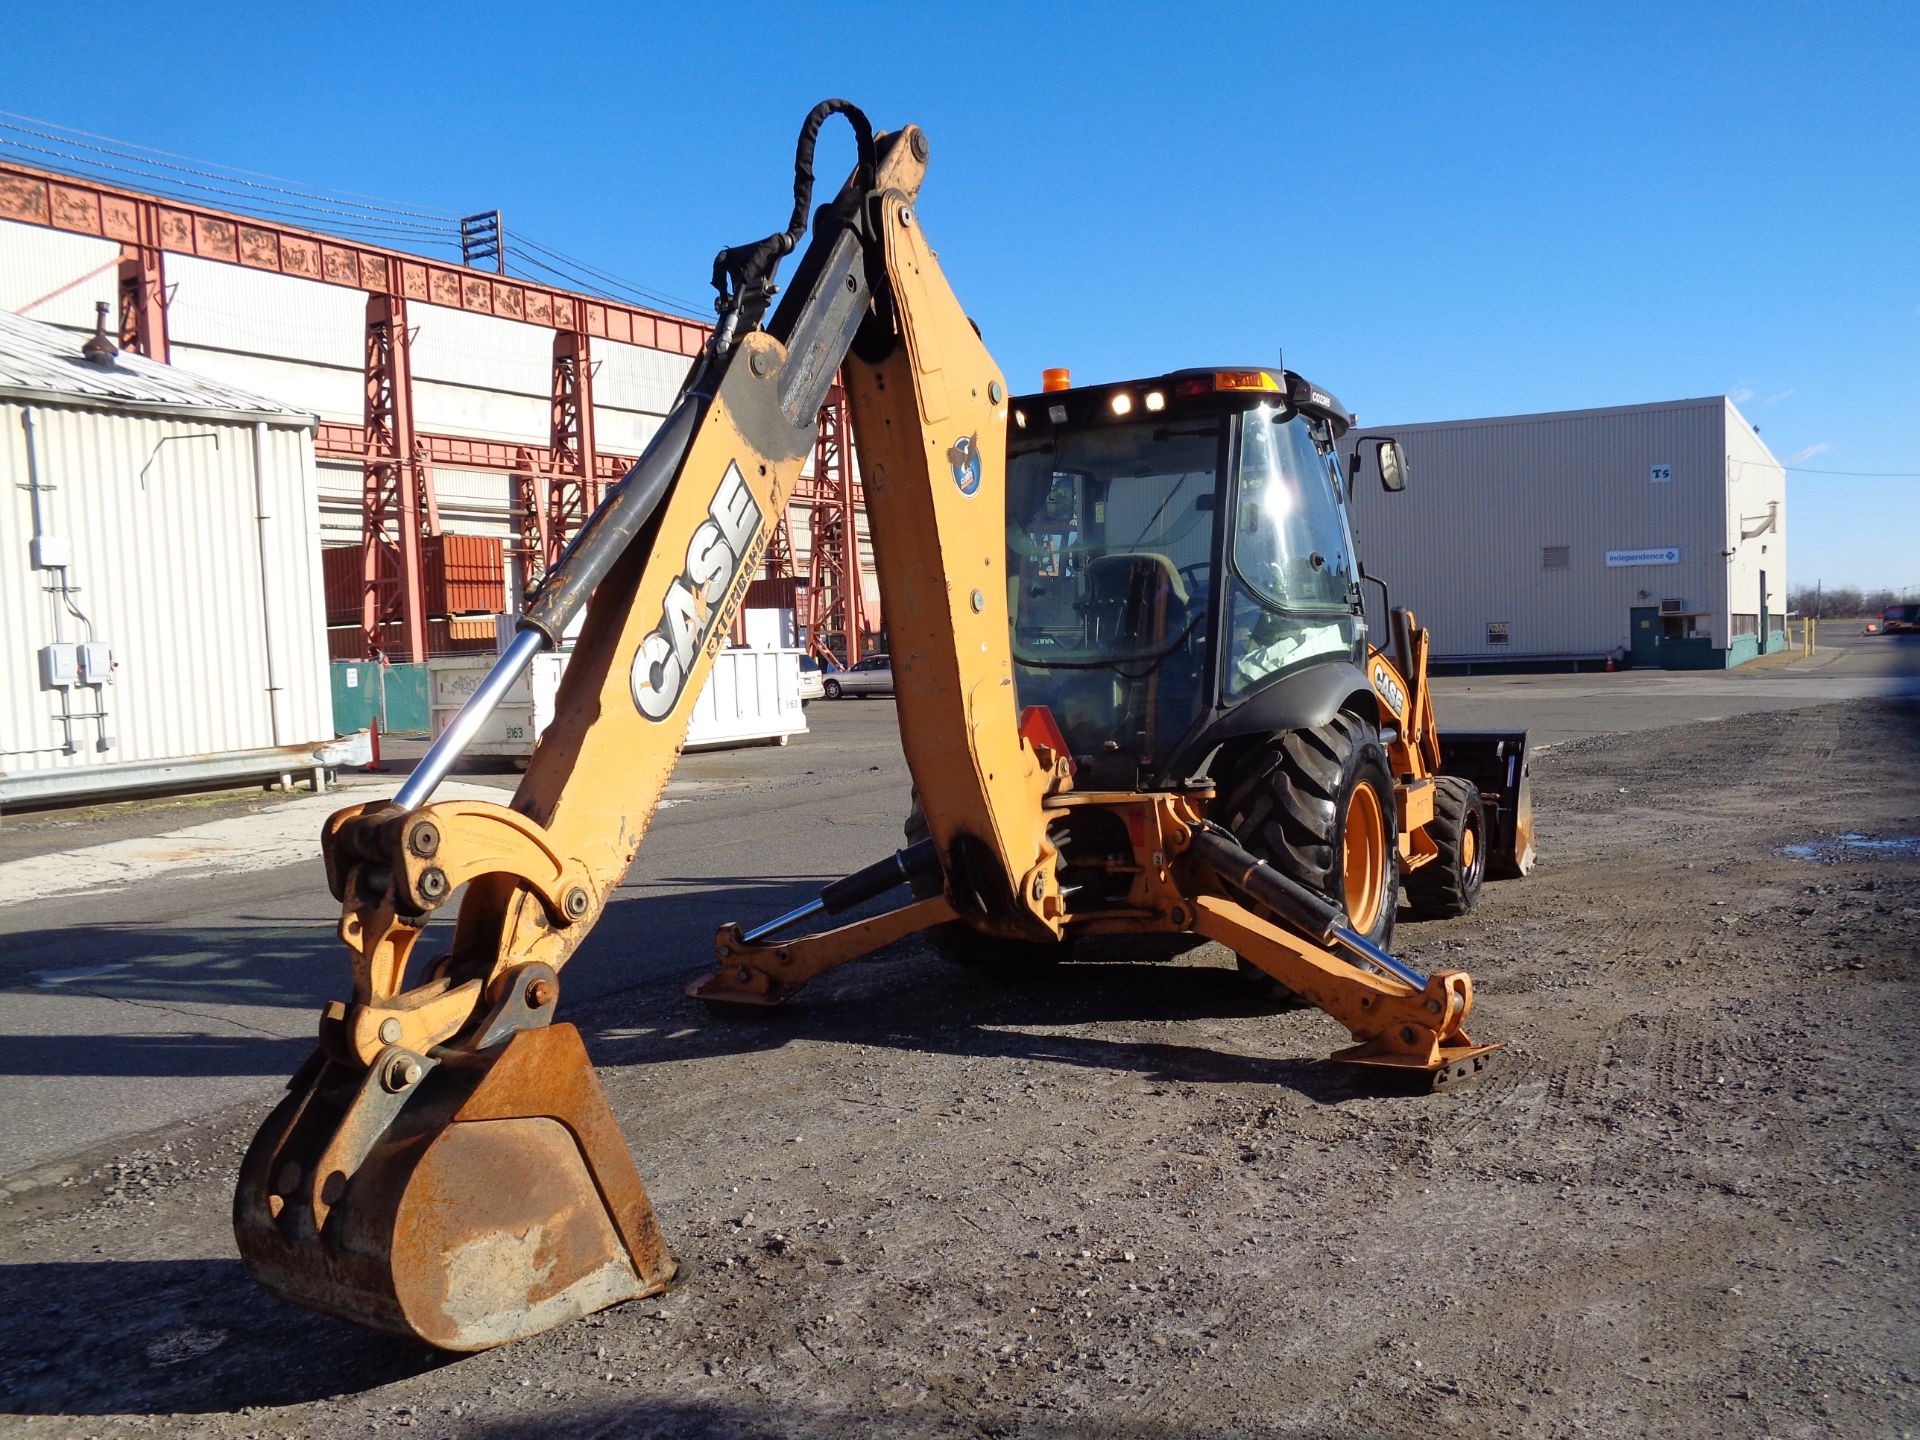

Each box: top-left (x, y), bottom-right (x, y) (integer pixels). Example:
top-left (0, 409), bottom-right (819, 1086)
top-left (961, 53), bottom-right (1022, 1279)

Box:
top-left (1006, 416), bottom-right (1222, 776)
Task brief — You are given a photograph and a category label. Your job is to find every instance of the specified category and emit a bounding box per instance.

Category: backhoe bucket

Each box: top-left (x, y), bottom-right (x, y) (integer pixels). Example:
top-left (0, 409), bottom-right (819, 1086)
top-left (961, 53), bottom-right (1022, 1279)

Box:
top-left (234, 1024), bottom-right (675, 1352)
top-left (1438, 729), bottom-right (1535, 878)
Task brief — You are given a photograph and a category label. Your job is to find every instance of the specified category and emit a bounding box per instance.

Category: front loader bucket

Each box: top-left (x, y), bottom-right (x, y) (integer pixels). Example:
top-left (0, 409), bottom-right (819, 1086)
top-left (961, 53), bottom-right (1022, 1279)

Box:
top-left (1438, 728), bottom-right (1535, 879)
top-left (234, 1024), bottom-right (675, 1352)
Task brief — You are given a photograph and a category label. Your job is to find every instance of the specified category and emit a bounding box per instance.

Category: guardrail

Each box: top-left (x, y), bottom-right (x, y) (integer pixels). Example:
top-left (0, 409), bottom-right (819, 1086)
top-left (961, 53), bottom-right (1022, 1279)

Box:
top-left (0, 731), bottom-right (372, 812)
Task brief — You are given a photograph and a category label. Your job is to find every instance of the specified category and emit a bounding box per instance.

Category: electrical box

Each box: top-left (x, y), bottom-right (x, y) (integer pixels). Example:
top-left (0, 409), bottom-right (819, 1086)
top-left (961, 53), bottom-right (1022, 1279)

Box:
top-left (30, 535), bottom-right (73, 570)
top-left (39, 643), bottom-right (79, 689)
top-left (79, 642), bottom-right (114, 685)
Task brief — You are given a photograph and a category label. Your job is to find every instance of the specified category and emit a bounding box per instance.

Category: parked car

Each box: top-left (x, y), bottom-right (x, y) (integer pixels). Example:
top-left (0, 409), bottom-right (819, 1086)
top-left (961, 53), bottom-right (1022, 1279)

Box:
top-left (797, 655), bottom-right (826, 704)
top-left (822, 653), bottom-right (893, 698)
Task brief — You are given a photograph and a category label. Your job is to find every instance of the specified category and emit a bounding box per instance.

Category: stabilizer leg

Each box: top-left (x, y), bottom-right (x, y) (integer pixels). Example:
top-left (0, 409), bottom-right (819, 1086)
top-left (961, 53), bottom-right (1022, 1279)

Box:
top-left (692, 893), bottom-right (958, 1007)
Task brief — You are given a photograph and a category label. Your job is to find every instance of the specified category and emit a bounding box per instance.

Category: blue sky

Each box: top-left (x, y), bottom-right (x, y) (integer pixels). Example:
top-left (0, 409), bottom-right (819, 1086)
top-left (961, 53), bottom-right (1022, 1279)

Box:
top-left (5, 1), bottom-right (1914, 591)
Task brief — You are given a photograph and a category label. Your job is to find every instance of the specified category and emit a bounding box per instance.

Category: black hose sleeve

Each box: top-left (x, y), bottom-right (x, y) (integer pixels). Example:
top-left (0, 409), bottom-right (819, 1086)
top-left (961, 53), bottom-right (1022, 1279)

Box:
top-left (819, 837), bottom-right (939, 915)
top-left (1185, 826), bottom-right (1344, 942)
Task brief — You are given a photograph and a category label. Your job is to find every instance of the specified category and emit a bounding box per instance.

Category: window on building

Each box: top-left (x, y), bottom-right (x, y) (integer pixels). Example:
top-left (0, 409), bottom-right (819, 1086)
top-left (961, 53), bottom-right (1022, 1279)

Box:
top-left (1731, 614), bottom-right (1759, 637)
top-left (1768, 613), bottom-right (1785, 636)
top-left (1542, 545), bottom-right (1570, 570)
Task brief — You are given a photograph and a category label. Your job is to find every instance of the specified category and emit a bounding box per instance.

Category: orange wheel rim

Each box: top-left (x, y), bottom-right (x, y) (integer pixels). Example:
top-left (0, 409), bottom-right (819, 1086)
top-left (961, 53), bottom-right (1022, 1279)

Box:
top-left (1343, 782), bottom-right (1387, 932)
top-left (1461, 823), bottom-right (1478, 877)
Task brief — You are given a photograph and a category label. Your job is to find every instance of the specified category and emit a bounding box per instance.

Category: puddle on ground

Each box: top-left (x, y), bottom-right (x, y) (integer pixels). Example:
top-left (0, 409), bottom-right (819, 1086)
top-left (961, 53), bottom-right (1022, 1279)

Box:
top-left (1782, 833), bottom-right (1920, 862)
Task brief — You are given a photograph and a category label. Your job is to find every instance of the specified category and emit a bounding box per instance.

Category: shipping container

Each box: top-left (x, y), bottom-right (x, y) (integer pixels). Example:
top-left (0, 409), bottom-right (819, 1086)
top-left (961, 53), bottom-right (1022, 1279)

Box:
top-left (322, 535), bottom-right (504, 627)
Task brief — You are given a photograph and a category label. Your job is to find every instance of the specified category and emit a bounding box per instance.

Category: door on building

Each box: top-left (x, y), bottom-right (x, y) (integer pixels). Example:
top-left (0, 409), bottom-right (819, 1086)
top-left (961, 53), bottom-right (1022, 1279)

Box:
top-left (1630, 606), bottom-right (1660, 667)
top-left (1759, 570), bottom-right (1770, 653)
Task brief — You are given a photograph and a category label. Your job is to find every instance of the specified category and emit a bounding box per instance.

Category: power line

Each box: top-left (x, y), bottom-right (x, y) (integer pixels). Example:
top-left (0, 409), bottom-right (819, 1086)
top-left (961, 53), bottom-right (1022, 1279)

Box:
top-left (0, 108), bottom-right (706, 320)
top-left (1785, 466), bottom-right (1920, 478)
top-left (503, 243), bottom-right (706, 319)
top-left (1731, 456), bottom-right (1920, 479)
top-left (508, 233), bottom-right (708, 317)
top-left (0, 132), bottom-right (460, 243)
top-left (0, 109), bottom-right (460, 221)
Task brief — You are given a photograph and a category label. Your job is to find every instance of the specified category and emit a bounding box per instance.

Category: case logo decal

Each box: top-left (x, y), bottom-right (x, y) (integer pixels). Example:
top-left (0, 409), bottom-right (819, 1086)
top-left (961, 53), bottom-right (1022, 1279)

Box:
top-left (631, 462), bottom-right (763, 720)
top-left (1370, 658), bottom-right (1407, 718)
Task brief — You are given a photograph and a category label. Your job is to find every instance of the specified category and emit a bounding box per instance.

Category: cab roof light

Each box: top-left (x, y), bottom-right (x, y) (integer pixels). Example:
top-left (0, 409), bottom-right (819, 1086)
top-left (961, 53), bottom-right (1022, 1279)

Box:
top-left (1110, 392), bottom-right (1133, 416)
top-left (1042, 367), bottom-right (1071, 392)
top-left (1212, 369), bottom-right (1282, 392)
top-left (1144, 390), bottom-right (1166, 412)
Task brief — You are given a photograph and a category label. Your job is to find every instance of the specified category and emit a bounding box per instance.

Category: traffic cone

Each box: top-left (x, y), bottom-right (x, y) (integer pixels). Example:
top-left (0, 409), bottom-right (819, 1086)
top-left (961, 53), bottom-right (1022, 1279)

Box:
top-left (366, 715), bottom-right (387, 773)
top-left (1605, 654), bottom-right (1615, 672)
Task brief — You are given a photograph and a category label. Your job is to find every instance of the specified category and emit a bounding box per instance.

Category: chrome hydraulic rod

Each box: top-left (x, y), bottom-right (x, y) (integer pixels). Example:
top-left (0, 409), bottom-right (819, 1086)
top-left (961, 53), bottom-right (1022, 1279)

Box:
top-left (742, 839), bottom-right (939, 943)
top-left (392, 627), bottom-right (545, 811)
top-left (389, 394), bottom-right (704, 812)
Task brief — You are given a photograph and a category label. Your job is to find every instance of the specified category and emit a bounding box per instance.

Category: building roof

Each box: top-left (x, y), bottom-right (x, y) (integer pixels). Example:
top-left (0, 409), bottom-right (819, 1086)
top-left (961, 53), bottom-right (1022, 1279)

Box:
top-left (0, 308), bottom-right (314, 424)
top-left (1367, 394), bottom-right (1728, 433)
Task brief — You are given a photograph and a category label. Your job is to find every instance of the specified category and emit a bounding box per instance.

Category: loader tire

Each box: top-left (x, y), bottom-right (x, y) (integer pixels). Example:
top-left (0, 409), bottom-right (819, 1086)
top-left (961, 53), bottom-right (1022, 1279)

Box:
top-left (1403, 775), bottom-right (1485, 919)
top-left (1221, 712), bottom-right (1399, 1005)
top-left (904, 797), bottom-right (1071, 975)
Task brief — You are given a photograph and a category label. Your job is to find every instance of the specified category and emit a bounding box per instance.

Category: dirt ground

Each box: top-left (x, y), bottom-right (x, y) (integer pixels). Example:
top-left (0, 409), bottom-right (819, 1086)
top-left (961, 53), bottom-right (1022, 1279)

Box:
top-left (2, 698), bottom-right (1916, 1439)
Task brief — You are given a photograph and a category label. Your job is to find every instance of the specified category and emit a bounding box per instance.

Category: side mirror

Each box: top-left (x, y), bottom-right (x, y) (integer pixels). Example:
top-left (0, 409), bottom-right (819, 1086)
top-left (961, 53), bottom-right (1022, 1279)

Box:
top-left (1347, 436), bottom-right (1409, 495)
top-left (1376, 439), bottom-right (1408, 492)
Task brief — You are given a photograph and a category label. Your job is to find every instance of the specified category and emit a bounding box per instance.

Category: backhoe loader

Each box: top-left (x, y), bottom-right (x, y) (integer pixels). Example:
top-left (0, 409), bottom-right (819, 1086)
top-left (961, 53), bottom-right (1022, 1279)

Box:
top-left (235, 100), bottom-right (1533, 1353)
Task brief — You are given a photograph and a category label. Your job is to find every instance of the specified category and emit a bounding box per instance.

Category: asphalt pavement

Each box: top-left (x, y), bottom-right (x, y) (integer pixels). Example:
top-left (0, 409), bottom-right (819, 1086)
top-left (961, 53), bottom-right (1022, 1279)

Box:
top-left (2, 630), bottom-right (1915, 1178)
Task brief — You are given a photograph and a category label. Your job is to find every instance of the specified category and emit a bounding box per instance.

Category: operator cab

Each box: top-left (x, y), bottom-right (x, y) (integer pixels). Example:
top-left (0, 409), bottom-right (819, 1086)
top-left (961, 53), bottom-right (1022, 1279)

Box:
top-left (1006, 367), bottom-right (1366, 790)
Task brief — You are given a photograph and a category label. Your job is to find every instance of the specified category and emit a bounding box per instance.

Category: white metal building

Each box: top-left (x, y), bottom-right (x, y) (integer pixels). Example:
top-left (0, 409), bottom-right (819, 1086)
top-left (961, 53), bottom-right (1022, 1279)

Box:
top-left (0, 309), bottom-right (338, 803)
top-left (1348, 396), bottom-right (1788, 669)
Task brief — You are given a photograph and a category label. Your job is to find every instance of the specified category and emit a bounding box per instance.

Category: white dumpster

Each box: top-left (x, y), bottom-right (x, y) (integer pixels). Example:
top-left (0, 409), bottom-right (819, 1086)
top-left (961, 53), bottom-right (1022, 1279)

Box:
top-left (428, 648), bottom-right (808, 758)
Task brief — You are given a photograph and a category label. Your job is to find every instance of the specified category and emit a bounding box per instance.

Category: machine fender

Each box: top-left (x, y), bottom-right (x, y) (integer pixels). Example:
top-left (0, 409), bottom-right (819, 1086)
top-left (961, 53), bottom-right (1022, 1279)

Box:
top-left (1166, 660), bottom-right (1374, 782)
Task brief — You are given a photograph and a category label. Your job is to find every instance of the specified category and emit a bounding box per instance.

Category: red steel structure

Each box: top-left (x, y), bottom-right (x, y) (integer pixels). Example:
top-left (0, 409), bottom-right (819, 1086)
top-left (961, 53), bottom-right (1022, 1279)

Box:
top-left (543, 330), bottom-right (598, 573)
top-left (804, 384), bottom-right (867, 665)
top-left (359, 295), bottom-right (431, 659)
top-left (0, 158), bottom-right (869, 662)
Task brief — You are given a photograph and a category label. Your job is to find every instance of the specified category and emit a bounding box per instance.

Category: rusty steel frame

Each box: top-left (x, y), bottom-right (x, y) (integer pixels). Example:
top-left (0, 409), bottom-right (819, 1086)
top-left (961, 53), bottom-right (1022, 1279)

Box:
top-left (0, 159), bottom-right (709, 354)
top-left (805, 384), bottom-right (868, 664)
top-left (0, 160), bottom-right (886, 649)
top-left (543, 331), bottom-right (598, 572)
top-left (360, 295), bottom-right (432, 662)
top-left (116, 231), bottom-right (168, 363)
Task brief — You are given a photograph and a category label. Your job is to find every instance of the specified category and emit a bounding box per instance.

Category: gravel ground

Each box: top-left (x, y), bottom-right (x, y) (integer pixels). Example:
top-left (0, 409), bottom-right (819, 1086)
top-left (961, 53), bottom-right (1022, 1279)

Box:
top-left (2, 698), bottom-right (1916, 1439)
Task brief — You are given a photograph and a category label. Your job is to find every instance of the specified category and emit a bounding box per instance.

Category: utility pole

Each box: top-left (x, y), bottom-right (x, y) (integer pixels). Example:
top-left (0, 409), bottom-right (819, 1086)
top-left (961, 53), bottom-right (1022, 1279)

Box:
top-left (460, 210), bottom-right (505, 274)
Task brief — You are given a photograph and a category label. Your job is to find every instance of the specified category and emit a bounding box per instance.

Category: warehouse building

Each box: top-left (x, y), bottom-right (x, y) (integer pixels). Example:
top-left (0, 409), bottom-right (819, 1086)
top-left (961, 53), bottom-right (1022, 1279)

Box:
top-left (0, 308), bottom-right (344, 807)
top-left (0, 162), bottom-right (883, 666)
top-left (1348, 396), bottom-right (1787, 669)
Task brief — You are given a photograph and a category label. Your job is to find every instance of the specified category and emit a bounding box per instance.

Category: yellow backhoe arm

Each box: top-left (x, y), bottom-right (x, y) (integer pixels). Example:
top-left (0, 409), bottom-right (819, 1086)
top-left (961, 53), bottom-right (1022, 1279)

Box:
top-left (236, 105), bottom-right (1013, 1351)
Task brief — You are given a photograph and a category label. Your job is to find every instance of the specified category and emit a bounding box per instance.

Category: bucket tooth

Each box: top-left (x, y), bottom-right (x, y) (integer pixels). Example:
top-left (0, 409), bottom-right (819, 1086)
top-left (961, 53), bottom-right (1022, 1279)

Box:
top-left (235, 1023), bottom-right (674, 1352)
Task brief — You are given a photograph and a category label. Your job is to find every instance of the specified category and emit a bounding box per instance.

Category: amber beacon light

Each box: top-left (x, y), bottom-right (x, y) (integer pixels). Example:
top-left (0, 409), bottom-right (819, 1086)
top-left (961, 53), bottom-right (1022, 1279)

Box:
top-left (1041, 367), bottom-right (1071, 392)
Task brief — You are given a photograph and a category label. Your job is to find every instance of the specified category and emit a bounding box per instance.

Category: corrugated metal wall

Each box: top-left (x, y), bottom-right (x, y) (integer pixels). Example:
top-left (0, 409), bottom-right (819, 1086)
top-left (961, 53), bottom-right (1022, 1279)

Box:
top-left (1347, 399), bottom-right (1739, 659)
top-left (0, 219), bottom-right (119, 329)
top-left (1, 400), bottom-right (331, 773)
